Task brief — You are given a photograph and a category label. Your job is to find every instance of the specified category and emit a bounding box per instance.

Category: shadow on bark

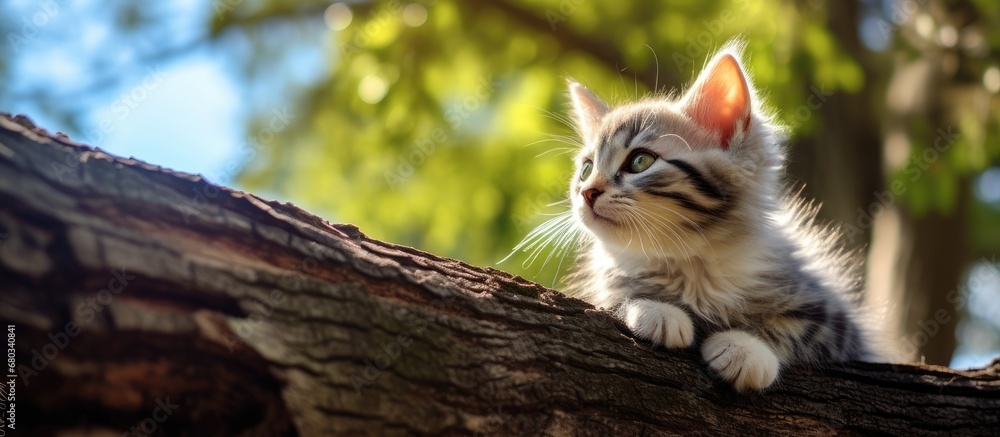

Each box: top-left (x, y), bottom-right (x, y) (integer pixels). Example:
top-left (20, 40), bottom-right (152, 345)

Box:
top-left (0, 114), bottom-right (997, 435)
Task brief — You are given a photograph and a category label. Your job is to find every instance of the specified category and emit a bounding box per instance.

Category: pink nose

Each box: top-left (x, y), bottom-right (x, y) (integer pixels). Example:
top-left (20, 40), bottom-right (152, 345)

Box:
top-left (583, 188), bottom-right (603, 208)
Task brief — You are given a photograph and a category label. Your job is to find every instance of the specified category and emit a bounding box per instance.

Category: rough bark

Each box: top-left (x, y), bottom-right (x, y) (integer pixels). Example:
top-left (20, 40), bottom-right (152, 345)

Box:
top-left (0, 113), bottom-right (998, 436)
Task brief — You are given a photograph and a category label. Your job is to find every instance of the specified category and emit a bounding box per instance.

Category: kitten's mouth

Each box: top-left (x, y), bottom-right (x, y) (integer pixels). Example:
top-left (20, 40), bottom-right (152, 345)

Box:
top-left (582, 205), bottom-right (619, 226)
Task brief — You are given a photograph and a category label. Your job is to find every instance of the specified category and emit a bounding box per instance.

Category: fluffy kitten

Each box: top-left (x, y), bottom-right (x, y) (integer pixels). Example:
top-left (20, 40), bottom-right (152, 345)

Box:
top-left (557, 43), bottom-right (872, 391)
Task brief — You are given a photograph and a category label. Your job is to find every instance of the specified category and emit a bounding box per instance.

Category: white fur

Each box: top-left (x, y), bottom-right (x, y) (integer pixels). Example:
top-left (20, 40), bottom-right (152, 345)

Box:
top-left (593, 232), bottom-right (777, 325)
top-left (702, 330), bottom-right (780, 391)
top-left (621, 299), bottom-right (695, 348)
top-left (519, 41), bottom-right (878, 393)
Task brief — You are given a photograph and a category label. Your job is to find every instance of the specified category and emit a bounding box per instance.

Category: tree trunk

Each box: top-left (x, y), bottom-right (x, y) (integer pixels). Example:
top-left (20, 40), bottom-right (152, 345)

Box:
top-left (790, 0), bottom-right (971, 366)
top-left (868, 0), bottom-right (976, 365)
top-left (0, 114), bottom-right (998, 436)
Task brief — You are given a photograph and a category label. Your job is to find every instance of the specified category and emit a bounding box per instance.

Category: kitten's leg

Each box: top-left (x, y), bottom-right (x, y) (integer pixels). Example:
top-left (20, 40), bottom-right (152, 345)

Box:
top-left (701, 330), bottom-right (780, 391)
top-left (620, 299), bottom-right (695, 348)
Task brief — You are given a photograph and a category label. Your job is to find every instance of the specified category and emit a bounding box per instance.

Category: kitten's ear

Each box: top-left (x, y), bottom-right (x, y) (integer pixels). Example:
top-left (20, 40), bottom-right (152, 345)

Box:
top-left (568, 80), bottom-right (608, 140)
top-left (681, 52), bottom-right (752, 149)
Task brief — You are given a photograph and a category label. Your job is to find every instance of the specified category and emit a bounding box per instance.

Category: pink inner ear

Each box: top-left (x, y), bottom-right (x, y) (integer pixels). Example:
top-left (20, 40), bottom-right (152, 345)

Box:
top-left (688, 55), bottom-right (751, 149)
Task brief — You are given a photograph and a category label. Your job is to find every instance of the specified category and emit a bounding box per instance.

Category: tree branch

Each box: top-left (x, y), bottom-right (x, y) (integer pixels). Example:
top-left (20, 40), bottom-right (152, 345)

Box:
top-left (0, 113), bottom-right (997, 435)
top-left (473, 0), bottom-right (672, 90)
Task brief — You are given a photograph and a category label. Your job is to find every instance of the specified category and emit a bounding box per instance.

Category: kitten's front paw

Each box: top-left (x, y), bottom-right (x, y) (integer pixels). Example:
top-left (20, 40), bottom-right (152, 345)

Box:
top-left (621, 299), bottom-right (694, 348)
top-left (701, 330), bottom-right (780, 391)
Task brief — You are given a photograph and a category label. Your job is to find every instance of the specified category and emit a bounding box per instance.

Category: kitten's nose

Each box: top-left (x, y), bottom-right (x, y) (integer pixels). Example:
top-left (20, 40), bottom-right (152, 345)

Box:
top-left (583, 188), bottom-right (603, 208)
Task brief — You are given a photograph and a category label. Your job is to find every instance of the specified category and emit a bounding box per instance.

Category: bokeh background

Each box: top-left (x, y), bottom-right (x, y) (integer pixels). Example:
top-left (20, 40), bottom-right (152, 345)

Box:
top-left (1, 0), bottom-right (998, 368)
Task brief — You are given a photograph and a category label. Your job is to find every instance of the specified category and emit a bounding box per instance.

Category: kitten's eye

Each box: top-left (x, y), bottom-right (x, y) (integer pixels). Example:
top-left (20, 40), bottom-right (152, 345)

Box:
top-left (626, 151), bottom-right (656, 173)
top-left (579, 160), bottom-right (593, 181)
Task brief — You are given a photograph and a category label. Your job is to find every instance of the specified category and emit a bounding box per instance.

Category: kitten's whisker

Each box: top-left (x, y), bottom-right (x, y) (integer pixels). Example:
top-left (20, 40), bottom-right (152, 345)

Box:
top-left (534, 210), bottom-right (571, 217)
top-left (620, 211), bottom-right (644, 258)
top-left (617, 63), bottom-right (632, 102)
top-left (523, 137), bottom-right (582, 150)
top-left (528, 217), bottom-right (578, 269)
top-left (544, 133), bottom-right (585, 144)
top-left (536, 218), bottom-right (579, 272)
top-left (646, 43), bottom-right (660, 94)
top-left (547, 133), bottom-right (581, 141)
top-left (645, 212), bottom-right (672, 261)
top-left (646, 203), bottom-right (715, 255)
top-left (632, 208), bottom-right (672, 261)
top-left (628, 211), bottom-right (657, 260)
top-left (629, 207), bottom-right (671, 261)
top-left (501, 213), bottom-right (573, 265)
top-left (519, 216), bottom-right (574, 256)
top-left (543, 139), bottom-right (585, 150)
top-left (633, 69), bottom-right (638, 102)
top-left (514, 214), bottom-right (569, 248)
top-left (658, 133), bottom-right (693, 151)
top-left (640, 108), bottom-right (655, 132)
top-left (616, 211), bottom-right (634, 248)
top-left (521, 138), bottom-right (560, 148)
top-left (655, 213), bottom-right (697, 264)
top-left (634, 206), bottom-right (693, 265)
top-left (524, 104), bottom-right (577, 131)
top-left (535, 148), bottom-right (578, 158)
top-left (522, 224), bottom-right (569, 270)
top-left (547, 223), bottom-right (582, 284)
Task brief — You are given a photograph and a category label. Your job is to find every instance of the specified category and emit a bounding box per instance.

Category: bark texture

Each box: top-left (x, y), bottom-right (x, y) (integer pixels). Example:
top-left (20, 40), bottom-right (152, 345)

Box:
top-left (0, 113), bottom-right (998, 436)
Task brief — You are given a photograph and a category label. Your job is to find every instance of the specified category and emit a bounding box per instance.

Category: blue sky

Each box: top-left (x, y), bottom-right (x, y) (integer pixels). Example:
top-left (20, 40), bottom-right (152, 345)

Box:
top-left (85, 55), bottom-right (243, 182)
top-left (3, 0), bottom-right (269, 185)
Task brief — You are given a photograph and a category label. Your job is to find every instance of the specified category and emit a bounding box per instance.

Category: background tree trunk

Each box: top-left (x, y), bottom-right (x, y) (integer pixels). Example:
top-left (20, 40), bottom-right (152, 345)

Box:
top-left (1, 114), bottom-right (998, 436)
top-left (786, 0), bottom-right (973, 366)
top-left (866, 0), bottom-right (978, 365)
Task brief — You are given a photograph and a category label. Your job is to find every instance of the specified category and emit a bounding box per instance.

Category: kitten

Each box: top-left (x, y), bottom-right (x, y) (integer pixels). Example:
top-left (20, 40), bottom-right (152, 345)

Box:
top-left (556, 43), bottom-right (873, 391)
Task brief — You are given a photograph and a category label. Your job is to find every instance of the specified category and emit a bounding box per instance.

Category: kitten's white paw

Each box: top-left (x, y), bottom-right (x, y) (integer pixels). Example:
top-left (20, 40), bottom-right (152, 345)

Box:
top-left (701, 330), bottom-right (780, 391)
top-left (622, 299), bottom-right (695, 348)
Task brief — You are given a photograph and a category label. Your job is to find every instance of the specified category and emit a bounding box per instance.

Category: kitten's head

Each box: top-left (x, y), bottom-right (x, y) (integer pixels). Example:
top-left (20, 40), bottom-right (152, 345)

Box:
top-left (568, 43), bottom-right (784, 259)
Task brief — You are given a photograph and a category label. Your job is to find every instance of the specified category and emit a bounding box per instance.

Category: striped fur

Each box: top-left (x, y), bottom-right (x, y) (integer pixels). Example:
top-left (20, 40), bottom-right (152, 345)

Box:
top-left (555, 42), bottom-right (875, 391)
